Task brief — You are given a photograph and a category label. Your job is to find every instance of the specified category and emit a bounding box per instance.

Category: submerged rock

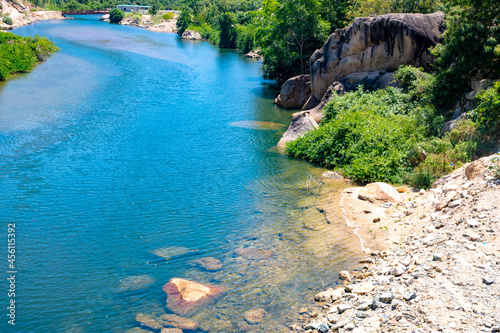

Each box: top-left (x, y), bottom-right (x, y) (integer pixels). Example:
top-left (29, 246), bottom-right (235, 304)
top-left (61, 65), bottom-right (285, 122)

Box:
top-left (159, 313), bottom-right (199, 330)
top-left (118, 275), bottom-right (155, 292)
top-left (243, 308), bottom-right (266, 324)
top-left (229, 121), bottom-right (286, 130)
top-left (135, 313), bottom-right (163, 330)
top-left (192, 257), bottom-right (223, 271)
top-left (125, 328), bottom-right (151, 333)
top-left (163, 278), bottom-right (226, 315)
top-left (233, 247), bottom-right (273, 260)
top-left (160, 328), bottom-right (183, 333)
top-left (151, 246), bottom-right (198, 260)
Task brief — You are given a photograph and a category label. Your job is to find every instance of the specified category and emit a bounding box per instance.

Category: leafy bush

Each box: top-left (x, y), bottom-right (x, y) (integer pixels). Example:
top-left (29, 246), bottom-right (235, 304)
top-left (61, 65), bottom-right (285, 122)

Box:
top-left (0, 32), bottom-right (58, 81)
top-left (109, 9), bottom-right (124, 23)
top-left (162, 12), bottom-right (175, 20)
top-left (236, 24), bottom-right (255, 53)
top-left (286, 87), bottom-right (425, 183)
top-left (2, 15), bottom-right (13, 25)
top-left (186, 24), bottom-right (217, 40)
top-left (176, 9), bottom-right (192, 35)
top-left (472, 81), bottom-right (500, 135)
top-left (431, 0), bottom-right (500, 110)
top-left (218, 12), bottom-right (237, 48)
top-left (148, 4), bottom-right (158, 16)
top-left (347, 0), bottom-right (441, 21)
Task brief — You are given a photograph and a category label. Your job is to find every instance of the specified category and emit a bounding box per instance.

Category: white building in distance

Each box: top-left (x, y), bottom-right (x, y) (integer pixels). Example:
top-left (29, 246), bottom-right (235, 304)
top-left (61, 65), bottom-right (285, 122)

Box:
top-left (116, 4), bottom-right (152, 13)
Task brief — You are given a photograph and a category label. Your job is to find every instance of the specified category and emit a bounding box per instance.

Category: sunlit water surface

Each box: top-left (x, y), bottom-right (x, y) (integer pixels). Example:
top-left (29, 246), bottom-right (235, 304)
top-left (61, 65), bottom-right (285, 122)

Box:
top-left (0, 16), bottom-right (363, 333)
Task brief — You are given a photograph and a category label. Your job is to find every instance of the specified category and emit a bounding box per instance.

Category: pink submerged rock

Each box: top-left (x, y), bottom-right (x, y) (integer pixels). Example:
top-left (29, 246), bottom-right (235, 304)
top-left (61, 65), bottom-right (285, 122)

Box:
top-left (162, 278), bottom-right (226, 315)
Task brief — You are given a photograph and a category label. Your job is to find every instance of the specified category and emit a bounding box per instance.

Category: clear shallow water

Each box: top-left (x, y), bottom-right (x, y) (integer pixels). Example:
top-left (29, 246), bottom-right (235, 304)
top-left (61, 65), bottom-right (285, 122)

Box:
top-left (0, 16), bottom-right (363, 333)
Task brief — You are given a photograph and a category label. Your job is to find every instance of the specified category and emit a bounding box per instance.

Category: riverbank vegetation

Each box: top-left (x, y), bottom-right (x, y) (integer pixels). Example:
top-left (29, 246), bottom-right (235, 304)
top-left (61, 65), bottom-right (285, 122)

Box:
top-left (10, 0), bottom-right (500, 188)
top-left (0, 32), bottom-right (59, 80)
top-left (286, 0), bottom-right (500, 188)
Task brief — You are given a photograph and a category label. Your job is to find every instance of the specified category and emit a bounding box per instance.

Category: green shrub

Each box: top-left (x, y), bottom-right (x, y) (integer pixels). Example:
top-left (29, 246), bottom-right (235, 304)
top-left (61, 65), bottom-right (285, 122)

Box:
top-left (236, 24), bottom-right (255, 53)
top-left (148, 4), bottom-right (158, 16)
top-left (162, 12), bottom-right (175, 20)
top-left (286, 87), bottom-right (425, 183)
top-left (186, 24), bottom-right (217, 40)
top-left (109, 9), bottom-right (124, 23)
top-left (2, 15), bottom-right (13, 25)
top-left (394, 65), bottom-right (435, 102)
top-left (408, 165), bottom-right (434, 189)
top-left (472, 81), bottom-right (500, 135)
top-left (218, 12), bottom-right (237, 49)
top-left (0, 32), bottom-right (58, 81)
top-left (176, 9), bottom-right (192, 35)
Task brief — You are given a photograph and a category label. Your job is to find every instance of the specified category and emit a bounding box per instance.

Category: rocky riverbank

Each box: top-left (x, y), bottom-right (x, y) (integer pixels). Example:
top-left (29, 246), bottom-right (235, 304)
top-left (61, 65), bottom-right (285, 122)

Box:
top-left (297, 154), bottom-right (500, 332)
top-left (118, 14), bottom-right (177, 33)
top-left (0, 0), bottom-right (64, 29)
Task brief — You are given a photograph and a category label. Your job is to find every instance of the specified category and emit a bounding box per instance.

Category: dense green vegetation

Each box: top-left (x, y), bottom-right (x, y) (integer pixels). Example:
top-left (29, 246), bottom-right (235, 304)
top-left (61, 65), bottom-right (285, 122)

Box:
top-left (6, 0), bottom-right (500, 187)
top-left (286, 66), bottom-right (490, 187)
top-left (0, 32), bottom-right (59, 81)
top-left (109, 8), bottom-right (124, 23)
top-left (282, 0), bottom-right (500, 188)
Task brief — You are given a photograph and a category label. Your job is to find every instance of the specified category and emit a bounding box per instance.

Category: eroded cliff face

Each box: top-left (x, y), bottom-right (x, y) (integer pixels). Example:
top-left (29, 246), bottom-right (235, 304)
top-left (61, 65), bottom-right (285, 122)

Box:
top-left (276, 12), bottom-right (445, 149)
top-left (0, 0), bottom-right (64, 29)
top-left (309, 12), bottom-right (444, 100)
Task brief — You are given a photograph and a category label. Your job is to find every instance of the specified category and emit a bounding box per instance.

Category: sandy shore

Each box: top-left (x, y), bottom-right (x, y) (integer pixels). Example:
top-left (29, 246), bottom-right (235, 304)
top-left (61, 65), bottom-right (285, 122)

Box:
top-left (296, 154), bottom-right (500, 332)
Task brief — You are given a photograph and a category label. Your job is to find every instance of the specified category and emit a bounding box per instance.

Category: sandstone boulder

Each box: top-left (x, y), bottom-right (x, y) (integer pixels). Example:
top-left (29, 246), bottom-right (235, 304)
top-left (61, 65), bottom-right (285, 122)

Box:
top-left (275, 74), bottom-right (312, 109)
top-left (309, 12), bottom-right (444, 100)
top-left (181, 30), bottom-right (202, 40)
top-left (276, 112), bottom-right (319, 149)
top-left (358, 182), bottom-right (401, 203)
top-left (163, 278), bottom-right (226, 315)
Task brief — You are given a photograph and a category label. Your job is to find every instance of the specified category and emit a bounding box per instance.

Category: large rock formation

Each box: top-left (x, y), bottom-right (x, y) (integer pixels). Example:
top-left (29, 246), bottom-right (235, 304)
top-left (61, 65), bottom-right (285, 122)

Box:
top-left (276, 12), bottom-right (445, 149)
top-left (309, 12), bottom-right (444, 101)
top-left (275, 74), bottom-right (312, 109)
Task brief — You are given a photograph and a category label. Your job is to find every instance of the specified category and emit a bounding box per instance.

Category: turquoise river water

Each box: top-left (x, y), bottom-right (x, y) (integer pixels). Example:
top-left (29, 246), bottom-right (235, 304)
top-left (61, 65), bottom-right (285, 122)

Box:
top-left (0, 16), bottom-right (363, 333)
